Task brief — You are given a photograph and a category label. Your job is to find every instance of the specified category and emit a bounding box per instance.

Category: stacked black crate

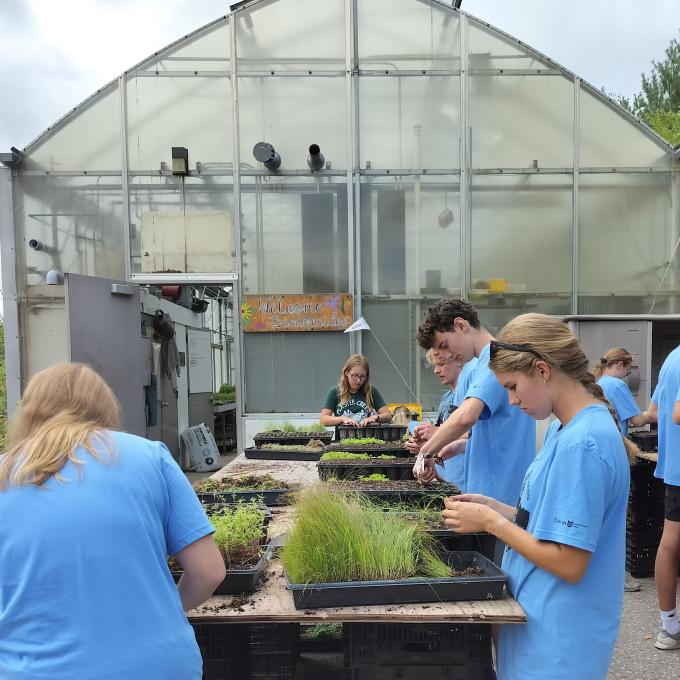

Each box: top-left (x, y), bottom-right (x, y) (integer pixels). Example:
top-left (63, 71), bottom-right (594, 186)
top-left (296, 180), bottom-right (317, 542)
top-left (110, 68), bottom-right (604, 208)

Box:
top-left (193, 623), bottom-right (249, 680)
top-left (626, 432), bottom-right (663, 578)
top-left (248, 623), bottom-right (299, 680)
top-left (343, 623), bottom-right (496, 680)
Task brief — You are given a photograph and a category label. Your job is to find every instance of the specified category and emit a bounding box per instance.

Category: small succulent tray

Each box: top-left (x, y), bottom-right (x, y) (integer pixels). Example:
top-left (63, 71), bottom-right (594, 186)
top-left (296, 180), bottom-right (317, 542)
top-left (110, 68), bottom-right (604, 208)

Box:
top-left (337, 424), bottom-right (408, 442)
top-left (172, 544), bottom-right (273, 595)
top-left (317, 458), bottom-right (415, 481)
top-left (196, 489), bottom-right (298, 506)
top-left (253, 431), bottom-right (332, 448)
top-left (285, 550), bottom-right (507, 609)
top-left (324, 442), bottom-right (409, 456)
top-left (245, 446), bottom-right (323, 462)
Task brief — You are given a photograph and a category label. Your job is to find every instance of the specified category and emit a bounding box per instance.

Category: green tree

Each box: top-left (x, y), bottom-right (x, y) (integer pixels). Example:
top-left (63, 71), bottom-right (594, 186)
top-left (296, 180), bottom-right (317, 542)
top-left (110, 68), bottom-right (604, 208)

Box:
top-left (645, 109), bottom-right (680, 146)
top-left (632, 31), bottom-right (680, 118)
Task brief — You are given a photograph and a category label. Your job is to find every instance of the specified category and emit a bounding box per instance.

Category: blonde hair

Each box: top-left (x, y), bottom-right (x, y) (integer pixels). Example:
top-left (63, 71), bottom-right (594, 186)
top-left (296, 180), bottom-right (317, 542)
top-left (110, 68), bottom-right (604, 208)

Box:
top-left (1, 363), bottom-right (122, 489)
top-left (593, 347), bottom-right (633, 379)
top-left (337, 354), bottom-right (374, 410)
top-left (489, 314), bottom-right (639, 464)
top-left (425, 349), bottom-right (436, 365)
top-left (391, 406), bottom-right (411, 427)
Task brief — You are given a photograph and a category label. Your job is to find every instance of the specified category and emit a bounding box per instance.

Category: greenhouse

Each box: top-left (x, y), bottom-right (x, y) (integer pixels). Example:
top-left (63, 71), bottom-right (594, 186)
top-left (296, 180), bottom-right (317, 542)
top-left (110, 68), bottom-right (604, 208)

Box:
top-left (1, 0), bottom-right (678, 454)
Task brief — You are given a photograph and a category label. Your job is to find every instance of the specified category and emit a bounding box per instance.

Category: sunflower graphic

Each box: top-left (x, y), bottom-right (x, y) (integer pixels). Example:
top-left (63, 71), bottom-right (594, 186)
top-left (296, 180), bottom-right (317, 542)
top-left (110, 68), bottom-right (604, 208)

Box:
top-left (241, 302), bottom-right (253, 323)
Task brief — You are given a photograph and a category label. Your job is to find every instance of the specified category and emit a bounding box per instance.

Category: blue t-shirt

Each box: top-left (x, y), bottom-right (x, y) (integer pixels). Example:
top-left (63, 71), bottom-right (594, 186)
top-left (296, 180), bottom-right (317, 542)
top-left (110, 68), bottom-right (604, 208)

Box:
top-left (463, 344), bottom-right (536, 506)
top-left (651, 345), bottom-right (680, 485)
top-left (440, 358), bottom-right (479, 489)
top-left (597, 375), bottom-right (640, 436)
top-left (497, 404), bottom-right (629, 680)
top-left (0, 431), bottom-right (213, 680)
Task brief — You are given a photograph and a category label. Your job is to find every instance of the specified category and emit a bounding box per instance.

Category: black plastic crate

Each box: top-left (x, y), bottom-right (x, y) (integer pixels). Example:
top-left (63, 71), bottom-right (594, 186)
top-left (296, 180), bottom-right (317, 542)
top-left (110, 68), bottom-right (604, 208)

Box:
top-left (343, 623), bottom-right (492, 668)
top-left (193, 623), bottom-right (249, 680)
top-left (629, 431), bottom-right (658, 452)
top-left (626, 559), bottom-right (655, 578)
top-left (344, 665), bottom-right (496, 680)
top-left (325, 444), bottom-right (411, 456)
top-left (197, 489), bottom-right (297, 507)
top-left (248, 623), bottom-right (299, 680)
top-left (429, 531), bottom-right (498, 562)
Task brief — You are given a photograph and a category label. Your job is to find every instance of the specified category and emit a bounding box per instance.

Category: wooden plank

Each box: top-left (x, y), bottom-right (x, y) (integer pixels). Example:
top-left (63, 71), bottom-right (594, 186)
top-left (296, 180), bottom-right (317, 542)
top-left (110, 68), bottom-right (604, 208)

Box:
top-left (187, 559), bottom-right (526, 624)
top-left (188, 507), bottom-right (526, 625)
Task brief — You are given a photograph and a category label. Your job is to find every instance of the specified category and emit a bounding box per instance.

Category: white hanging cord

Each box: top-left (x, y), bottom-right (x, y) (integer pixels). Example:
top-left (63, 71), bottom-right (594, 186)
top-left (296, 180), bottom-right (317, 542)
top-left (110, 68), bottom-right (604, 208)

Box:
top-left (649, 232), bottom-right (680, 314)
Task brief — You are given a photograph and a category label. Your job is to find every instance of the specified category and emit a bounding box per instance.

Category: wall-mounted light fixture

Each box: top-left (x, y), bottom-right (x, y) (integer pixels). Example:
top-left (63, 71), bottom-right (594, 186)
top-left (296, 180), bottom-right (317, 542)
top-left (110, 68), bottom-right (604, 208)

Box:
top-left (253, 142), bottom-right (281, 171)
top-left (171, 146), bottom-right (189, 175)
top-left (307, 144), bottom-right (325, 171)
top-left (438, 208), bottom-right (454, 228)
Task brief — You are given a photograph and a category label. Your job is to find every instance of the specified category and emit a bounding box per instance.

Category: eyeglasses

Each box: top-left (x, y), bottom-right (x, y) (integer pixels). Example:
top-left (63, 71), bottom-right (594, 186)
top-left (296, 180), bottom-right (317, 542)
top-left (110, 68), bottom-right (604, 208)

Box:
top-left (489, 340), bottom-right (543, 361)
top-left (348, 373), bottom-right (367, 381)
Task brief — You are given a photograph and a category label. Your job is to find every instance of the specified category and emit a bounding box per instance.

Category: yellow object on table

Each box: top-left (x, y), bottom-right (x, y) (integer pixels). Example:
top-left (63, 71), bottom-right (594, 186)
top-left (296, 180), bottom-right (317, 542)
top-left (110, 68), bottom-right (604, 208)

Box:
top-left (387, 403), bottom-right (423, 421)
top-left (488, 278), bottom-right (508, 293)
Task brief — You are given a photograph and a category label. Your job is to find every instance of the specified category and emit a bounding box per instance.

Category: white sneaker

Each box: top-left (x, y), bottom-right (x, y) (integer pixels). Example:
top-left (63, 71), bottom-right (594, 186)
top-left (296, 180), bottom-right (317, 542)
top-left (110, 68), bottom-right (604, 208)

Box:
top-left (655, 628), bottom-right (680, 650)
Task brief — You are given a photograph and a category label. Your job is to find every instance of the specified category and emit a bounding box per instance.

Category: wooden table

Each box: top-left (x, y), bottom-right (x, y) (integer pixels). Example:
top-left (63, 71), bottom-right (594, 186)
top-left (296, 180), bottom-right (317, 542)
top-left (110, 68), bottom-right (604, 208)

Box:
top-left (635, 450), bottom-right (658, 464)
top-left (188, 506), bottom-right (526, 625)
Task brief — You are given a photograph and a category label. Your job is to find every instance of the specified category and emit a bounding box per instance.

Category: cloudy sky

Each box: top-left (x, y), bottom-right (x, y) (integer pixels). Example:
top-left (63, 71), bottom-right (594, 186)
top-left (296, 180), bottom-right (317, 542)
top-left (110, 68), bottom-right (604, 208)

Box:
top-left (1, 0), bottom-right (678, 153)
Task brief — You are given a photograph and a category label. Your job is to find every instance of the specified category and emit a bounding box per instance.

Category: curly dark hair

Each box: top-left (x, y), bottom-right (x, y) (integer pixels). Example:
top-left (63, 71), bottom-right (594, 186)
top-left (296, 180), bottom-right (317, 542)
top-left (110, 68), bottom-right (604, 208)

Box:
top-left (416, 298), bottom-right (480, 349)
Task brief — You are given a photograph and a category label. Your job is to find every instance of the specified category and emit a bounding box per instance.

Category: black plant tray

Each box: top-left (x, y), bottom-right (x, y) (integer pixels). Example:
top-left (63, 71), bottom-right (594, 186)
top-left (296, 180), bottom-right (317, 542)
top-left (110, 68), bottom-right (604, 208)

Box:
top-left (286, 551), bottom-right (507, 609)
top-left (197, 489), bottom-right (297, 506)
top-left (173, 545), bottom-right (273, 595)
top-left (428, 530), bottom-right (498, 561)
top-left (317, 459), bottom-right (415, 481)
top-left (338, 424), bottom-right (408, 442)
top-left (200, 501), bottom-right (273, 528)
top-left (324, 443), bottom-right (409, 456)
top-left (253, 431), bottom-right (332, 448)
top-left (245, 446), bottom-right (323, 461)
top-left (331, 483), bottom-right (458, 508)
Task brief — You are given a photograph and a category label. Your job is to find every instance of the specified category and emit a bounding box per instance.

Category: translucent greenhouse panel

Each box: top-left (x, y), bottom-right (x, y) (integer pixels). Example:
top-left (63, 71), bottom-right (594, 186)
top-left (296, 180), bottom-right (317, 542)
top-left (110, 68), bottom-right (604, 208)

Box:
top-left (22, 291), bottom-right (69, 379)
top-left (359, 176), bottom-right (461, 297)
top-left (470, 75), bottom-right (574, 169)
top-left (241, 176), bottom-right (349, 295)
top-left (129, 175), bottom-right (235, 274)
top-left (359, 300), bottom-right (435, 407)
top-left (23, 84), bottom-right (121, 172)
top-left (243, 331), bottom-right (349, 412)
top-left (359, 76), bottom-right (460, 169)
top-left (357, 0), bottom-right (460, 71)
top-left (238, 76), bottom-right (347, 170)
top-left (579, 88), bottom-right (671, 168)
top-left (235, 0), bottom-right (344, 73)
top-left (15, 175), bottom-right (125, 293)
top-left (578, 173), bottom-right (675, 314)
top-left (126, 75), bottom-right (232, 172)
top-left (468, 21), bottom-right (550, 71)
top-left (135, 20), bottom-right (229, 73)
top-left (470, 174), bottom-right (573, 317)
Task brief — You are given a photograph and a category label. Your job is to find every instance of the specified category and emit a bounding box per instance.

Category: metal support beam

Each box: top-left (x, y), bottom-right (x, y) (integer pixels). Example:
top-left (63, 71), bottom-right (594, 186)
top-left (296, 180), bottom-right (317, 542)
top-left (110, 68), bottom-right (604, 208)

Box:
top-left (459, 14), bottom-right (470, 300)
top-left (119, 75), bottom-right (132, 281)
top-left (0, 166), bottom-right (21, 414)
top-left (572, 78), bottom-right (581, 315)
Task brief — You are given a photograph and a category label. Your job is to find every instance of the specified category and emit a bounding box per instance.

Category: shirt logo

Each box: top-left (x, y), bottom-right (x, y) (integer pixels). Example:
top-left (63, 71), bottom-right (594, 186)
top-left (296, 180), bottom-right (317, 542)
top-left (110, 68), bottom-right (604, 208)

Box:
top-left (554, 517), bottom-right (587, 529)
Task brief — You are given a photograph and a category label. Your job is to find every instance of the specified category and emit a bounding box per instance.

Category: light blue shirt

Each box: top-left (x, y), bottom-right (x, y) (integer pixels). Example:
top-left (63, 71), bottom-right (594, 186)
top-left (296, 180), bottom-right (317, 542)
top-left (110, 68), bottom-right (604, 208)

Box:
top-left (597, 375), bottom-right (640, 436)
top-left (498, 404), bottom-right (629, 680)
top-left (440, 358), bottom-right (479, 489)
top-left (651, 345), bottom-right (680, 485)
top-left (0, 431), bottom-right (213, 680)
top-left (463, 344), bottom-right (536, 506)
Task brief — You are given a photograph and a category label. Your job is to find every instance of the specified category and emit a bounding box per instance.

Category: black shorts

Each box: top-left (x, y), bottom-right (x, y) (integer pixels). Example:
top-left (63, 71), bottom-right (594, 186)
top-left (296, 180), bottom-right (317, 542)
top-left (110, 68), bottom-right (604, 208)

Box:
top-left (665, 484), bottom-right (680, 522)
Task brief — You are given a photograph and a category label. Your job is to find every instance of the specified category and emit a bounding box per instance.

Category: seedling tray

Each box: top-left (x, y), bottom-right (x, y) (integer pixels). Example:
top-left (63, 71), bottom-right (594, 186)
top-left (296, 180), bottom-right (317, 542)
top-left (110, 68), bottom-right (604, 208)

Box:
top-left (173, 545), bottom-right (273, 594)
top-left (253, 431), bottom-right (332, 448)
top-left (317, 459), bottom-right (415, 481)
top-left (200, 501), bottom-right (273, 528)
top-left (338, 424), bottom-right (407, 442)
top-left (197, 489), bottom-right (297, 506)
top-left (245, 446), bottom-right (323, 461)
top-left (286, 551), bottom-right (507, 609)
top-left (324, 443), bottom-right (409, 456)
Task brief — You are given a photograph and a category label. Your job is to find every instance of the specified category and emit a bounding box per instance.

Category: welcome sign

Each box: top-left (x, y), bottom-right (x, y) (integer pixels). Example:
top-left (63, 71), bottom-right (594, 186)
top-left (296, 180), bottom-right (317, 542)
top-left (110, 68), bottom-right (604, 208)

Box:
top-left (241, 294), bottom-right (353, 332)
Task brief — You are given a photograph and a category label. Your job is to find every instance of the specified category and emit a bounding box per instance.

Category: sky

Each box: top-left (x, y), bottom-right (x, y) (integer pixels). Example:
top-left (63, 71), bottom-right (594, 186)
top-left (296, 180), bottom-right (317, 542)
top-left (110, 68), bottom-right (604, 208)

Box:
top-left (0, 0), bottom-right (678, 153)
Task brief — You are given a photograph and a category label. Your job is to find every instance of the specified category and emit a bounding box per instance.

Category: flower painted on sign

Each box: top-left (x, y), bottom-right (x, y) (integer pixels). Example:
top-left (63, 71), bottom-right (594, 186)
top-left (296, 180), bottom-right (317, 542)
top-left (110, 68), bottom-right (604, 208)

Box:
top-left (254, 321), bottom-right (267, 330)
top-left (324, 294), bottom-right (340, 311)
top-left (241, 302), bottom-right (253, 322)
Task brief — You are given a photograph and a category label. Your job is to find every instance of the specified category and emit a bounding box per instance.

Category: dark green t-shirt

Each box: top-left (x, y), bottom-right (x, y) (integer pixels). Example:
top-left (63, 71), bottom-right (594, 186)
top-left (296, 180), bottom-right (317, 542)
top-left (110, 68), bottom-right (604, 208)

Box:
top-left (323, 386), bottom-right (386, 420)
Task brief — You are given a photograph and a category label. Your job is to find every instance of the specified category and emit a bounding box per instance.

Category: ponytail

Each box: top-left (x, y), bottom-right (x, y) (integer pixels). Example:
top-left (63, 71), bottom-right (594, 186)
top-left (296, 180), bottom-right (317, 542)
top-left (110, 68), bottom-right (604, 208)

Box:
top-left (580, 375), bottom-right (639, 465)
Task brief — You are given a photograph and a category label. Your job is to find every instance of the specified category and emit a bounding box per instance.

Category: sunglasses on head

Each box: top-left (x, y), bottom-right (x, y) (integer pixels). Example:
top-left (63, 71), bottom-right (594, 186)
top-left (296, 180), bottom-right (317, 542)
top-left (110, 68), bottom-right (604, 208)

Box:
top-left (489, 340), bottom-right (543, 361)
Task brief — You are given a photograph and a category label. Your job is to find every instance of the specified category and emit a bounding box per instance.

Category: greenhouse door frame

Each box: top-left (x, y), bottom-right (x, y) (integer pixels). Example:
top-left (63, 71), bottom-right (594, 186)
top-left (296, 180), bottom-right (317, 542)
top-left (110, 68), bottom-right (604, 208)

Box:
top-left (129, 272), bottom-right (244, 454)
